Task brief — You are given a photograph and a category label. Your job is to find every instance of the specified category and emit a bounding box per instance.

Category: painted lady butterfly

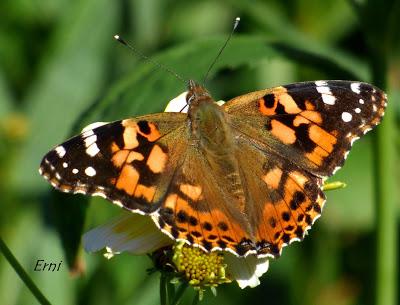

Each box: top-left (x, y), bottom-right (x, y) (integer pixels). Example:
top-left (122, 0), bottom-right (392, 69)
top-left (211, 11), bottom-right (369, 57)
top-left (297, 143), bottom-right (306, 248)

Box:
top-left (39, 79), bottom-right (386, 258)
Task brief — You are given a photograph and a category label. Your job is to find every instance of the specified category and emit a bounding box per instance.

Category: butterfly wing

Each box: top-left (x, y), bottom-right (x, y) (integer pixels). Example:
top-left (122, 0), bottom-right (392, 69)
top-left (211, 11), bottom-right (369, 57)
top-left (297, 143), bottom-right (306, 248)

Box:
top-left (39, 113), bottom-right (187, 214)
top-left (221, 80), bottom-right (386, 257)
top-left (224, 80), bottom-right (387, 177)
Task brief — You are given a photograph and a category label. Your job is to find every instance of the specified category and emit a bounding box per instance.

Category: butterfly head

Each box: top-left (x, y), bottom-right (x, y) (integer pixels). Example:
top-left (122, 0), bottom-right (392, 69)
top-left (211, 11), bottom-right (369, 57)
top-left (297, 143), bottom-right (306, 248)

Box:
top-left (186, 80), bottom-right (212, 105)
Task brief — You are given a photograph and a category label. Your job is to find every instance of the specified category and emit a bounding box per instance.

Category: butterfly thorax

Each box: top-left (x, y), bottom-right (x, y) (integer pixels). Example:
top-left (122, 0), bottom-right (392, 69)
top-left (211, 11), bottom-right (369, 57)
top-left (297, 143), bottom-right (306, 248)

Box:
top-left (187, 81), bottom-right (235, 155)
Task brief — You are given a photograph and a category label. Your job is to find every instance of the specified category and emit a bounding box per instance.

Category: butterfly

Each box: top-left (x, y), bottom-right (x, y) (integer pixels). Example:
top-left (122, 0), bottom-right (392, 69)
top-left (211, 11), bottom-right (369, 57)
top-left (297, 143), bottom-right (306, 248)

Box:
top-left (39, 79), bottom-right (386, 258)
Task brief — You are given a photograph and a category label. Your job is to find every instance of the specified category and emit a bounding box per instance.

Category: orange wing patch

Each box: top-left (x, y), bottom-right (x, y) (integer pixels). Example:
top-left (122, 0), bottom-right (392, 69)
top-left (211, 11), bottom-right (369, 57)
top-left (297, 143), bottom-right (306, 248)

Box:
top-left (179, 184), bottom-right (203, 201)
top-left (262, 167), bottom-right (283, 190)
top-left (270, 120), bottom-right (296, 144)
top-left (122, 123), bottom-right (139, 149)
top-left (122, 119), bottom-right (162, 147)
top-left (147, 144), bottom-right (167, 174)
top-left (134, 184), bottom-right (156, 202)
top-left (278, 93), bottom-right (302, 114)
top-left (301, 111), bottom-right (322, 124)
top-left (115, 165), bottom-right (139, 195)
top-left (308, 125), bottom-right (336, 152)
top-left (112, 150), bottom-right (129, 168)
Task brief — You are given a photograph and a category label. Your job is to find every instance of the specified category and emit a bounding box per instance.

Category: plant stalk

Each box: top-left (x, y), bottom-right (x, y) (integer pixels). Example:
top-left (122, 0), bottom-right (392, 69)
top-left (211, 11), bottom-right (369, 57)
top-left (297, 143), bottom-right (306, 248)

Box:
top-left (0, 237), bottom-right (52, 305)
top-left (371, 55), bottom-right (398, 305)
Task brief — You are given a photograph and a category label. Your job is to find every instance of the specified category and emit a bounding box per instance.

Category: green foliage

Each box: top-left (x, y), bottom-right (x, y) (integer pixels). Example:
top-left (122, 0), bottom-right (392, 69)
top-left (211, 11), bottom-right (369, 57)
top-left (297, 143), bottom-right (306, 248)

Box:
top-left (0, 0), bottom-right (398, 305)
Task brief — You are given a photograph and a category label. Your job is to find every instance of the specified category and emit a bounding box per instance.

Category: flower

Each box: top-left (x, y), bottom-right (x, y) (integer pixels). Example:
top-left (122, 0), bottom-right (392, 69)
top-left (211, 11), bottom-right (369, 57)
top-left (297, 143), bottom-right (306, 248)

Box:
top-left (83, 211), bottom-right (269, 289)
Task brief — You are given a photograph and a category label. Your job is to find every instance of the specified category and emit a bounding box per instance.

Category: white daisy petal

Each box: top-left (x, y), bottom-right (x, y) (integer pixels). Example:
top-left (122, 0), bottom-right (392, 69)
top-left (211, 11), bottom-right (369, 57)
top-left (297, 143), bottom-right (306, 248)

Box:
top-left (164, 91), bottom-right (189, 113)
top-left (164, 91), bottom-right (225, 113)
top-left (104, 247), bottom-right (120, 259)
top-left (224, 253), bottom-right (269, 288)
top-left (83, 212), bottom-right (173, 255)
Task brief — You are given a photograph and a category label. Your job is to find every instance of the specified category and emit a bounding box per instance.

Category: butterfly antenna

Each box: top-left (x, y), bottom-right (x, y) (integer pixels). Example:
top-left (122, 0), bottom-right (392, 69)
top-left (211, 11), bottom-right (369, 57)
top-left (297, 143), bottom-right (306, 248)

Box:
top-left (202, 17), bottom-right (240, 85)
top-left (114, 35), bottom-right (186, 84)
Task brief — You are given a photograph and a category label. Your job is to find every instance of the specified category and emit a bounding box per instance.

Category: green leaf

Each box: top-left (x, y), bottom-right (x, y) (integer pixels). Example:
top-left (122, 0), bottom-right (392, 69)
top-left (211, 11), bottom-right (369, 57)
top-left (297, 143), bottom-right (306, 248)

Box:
top-left (268, 42), bottom-right (367, 80)
top-left (10, 0), bottom-right (120, 192)
top-left (0, 70), bottom-right (13, 117)
top-left (351, 0), bottom-right (400, 58)
top-left (8, 0), bottom-right (119, 273)
top-left (227, 0), bottom-right (369, 80)
top-left (74, 35), bottom-right (280, 127)
top-left (47, 191), bottom-right (88, 271)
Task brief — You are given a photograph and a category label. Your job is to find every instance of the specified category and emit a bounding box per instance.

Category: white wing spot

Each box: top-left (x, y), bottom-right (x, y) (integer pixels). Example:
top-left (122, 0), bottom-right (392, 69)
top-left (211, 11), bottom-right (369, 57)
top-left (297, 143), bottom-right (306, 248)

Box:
top-left (81, 122), bottom-right (108, 133)
top-left (82, 129), bottom-right (94, 138)
top-left (86, 144), bottom-right (100, 157)
top-left (63, 162), bottom-right (68, 168)
top-left (341, 112), bottom-right (352, 122)
top-left (316, 86), bottom-right (336, 105)
top-left (84, 135), bottom-right (97, 147)
top-left (321, 94), bottom-right (336, 105)
top-left (351, 82), bottom-right (361, 94)
top-left (72, 168), bottom-right (79, 174)
top-left (55, 146), bottom-right (66, 158)
top-left (355, 108), bottom-right (361, 113)
top-left (315, 81), bottom-right (328, 86)
top-left (359, 98), bottom-right (364, 104)
top-left (85, 167), bottom-right (96, 177)
top-left (316, 86), bottom-right (331, 95)
top-left (373, 104), bottom-right (377, 112)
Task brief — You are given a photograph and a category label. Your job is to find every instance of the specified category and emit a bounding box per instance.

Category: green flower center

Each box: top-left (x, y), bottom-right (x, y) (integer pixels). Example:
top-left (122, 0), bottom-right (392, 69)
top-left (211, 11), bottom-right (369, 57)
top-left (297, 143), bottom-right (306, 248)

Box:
top-left (172, 242), bottom-right (231, 287)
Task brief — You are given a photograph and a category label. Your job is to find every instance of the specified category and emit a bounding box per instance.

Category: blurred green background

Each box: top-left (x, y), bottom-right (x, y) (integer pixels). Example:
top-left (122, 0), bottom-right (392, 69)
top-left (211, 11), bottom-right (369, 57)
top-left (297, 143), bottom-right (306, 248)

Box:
top-left (0, 0), bottom-right (399, 304)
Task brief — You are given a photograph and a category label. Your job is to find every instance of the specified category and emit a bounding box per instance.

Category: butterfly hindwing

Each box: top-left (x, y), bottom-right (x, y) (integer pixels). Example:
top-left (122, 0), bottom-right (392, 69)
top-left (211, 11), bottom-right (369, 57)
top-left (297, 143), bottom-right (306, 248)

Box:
top-left (224, 80), bottom-right (387, 177)
top-left (233, 132), bottom-right (325, 257)
top-left (153, 143), bottom-right (256, 256)
top-left (40, 113), bottom-right (187, 214)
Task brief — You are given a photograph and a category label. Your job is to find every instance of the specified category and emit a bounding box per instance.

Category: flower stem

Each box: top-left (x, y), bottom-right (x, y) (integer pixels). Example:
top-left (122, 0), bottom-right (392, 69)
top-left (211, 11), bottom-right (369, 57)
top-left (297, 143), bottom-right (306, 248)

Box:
top-left (160, 274), bottom-right (167, 305)
top-left (0, 237), bottom-right (52, 305)
top-left (167, 280), bottom-right (176, 303)
top-left (170, 282), bottom-right (189, 305)
top-left (371, 55), bottom-right (397, 305)
top-left (191, 291), bottom-right (200, 305)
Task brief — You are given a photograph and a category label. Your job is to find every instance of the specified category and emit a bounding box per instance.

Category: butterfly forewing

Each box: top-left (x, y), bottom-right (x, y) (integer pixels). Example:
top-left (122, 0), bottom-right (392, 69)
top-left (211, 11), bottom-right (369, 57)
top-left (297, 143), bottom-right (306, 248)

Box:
top-left (40, 113), bottom-right (187, 214)
top-left (224, 80), bottom-right (387, 177)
